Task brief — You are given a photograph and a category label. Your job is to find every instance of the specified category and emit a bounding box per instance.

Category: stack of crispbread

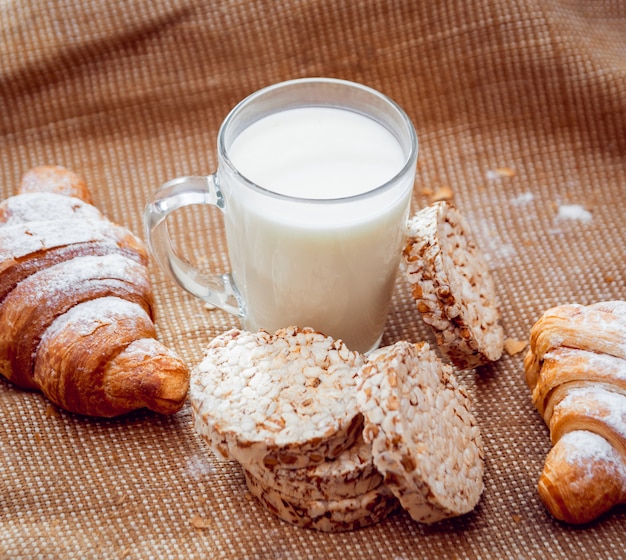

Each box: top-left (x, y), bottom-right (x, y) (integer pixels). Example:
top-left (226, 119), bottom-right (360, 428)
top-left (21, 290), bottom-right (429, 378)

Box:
top-left (191, 328), bottom-right (485, 531)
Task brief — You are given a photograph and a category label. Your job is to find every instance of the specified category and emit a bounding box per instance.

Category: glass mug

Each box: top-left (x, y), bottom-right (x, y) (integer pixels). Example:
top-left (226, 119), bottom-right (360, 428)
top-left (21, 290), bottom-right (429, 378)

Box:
top-left (144, 78), bottom-right (418, 353)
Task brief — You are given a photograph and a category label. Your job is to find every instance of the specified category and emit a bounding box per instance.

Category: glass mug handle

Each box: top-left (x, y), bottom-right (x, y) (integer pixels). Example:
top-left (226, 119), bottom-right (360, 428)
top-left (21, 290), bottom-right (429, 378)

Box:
top-left (143, 175), bottom-right (245, 318)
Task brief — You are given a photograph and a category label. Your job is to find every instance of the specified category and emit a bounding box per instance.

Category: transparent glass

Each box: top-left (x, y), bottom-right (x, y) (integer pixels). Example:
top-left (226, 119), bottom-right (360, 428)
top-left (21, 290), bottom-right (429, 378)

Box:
top-left (144, 78), bottom-right (418, 353)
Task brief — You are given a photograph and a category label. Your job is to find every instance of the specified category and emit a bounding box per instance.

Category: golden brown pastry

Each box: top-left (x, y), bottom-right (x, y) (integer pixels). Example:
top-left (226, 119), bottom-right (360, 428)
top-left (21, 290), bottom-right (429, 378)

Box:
top-left (18, 165), bottom-right (94, 203)
top-left (0, 165), bottom-right (190, 417)
top-left (524, 301), bottom-right (626, 524)
top-left (191, 329), bottom-right (483, 531)
top-left (538, 431), bottom-right (626, 525)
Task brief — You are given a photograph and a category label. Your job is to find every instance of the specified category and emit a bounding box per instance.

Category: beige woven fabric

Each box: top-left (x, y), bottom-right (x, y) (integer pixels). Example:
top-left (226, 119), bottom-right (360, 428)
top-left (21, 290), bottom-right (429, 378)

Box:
top-left (1, 0), bottom-right (625, 557)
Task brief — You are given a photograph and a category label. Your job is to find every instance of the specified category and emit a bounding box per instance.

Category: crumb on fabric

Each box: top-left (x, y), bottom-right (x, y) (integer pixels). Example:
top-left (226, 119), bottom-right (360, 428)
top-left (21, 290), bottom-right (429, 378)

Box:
top-left (555, 204), bottom-right (592, 223)
top-left (191, 514), bottom-right (213, 529)
top-left (486, 167), bottom-right (516, 180)
top-left (45, 404), bottom-right (59, 417)
top-left (429, 185), bottom-right (454, 202)
top-left (503, 338), bottom-right (528, 355)
top-left (496, 167), bottom-right (516, 177)
top-left (420, 185), bottom-right (453, 202)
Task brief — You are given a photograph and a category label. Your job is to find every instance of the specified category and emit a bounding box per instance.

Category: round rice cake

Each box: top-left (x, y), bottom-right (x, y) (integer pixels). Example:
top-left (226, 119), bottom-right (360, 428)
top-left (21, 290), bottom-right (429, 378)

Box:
top-left (244, 432), bottom-right (383, 501)
top-left (190, 326), bottom-right (364, 470)
top-left (403, 201), bottom-right (504, 369)
top-left (243, 467), bottom-right (398, 532)
top-left (357, 340), bottom-right (484, 524)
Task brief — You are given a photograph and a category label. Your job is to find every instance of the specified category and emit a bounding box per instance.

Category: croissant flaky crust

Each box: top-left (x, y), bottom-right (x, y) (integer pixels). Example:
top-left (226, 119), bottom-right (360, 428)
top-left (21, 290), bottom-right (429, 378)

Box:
top-left (524, 301), bottom-right (626, 524)
top-left (0, 165), bottom-right (190, 417)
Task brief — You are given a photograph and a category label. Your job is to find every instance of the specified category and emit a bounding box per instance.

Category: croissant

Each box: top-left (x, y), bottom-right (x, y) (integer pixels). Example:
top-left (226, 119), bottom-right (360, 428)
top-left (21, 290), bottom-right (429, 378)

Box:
top-left (524, 301), bottom-right (626, 524)
top-left (0, 165), bottom-right (190, 417)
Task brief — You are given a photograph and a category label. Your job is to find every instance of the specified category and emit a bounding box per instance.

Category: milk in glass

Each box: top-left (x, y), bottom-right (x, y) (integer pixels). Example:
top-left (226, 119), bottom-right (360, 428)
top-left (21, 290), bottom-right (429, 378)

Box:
top-left (225, 106), bottom-right (413, 352)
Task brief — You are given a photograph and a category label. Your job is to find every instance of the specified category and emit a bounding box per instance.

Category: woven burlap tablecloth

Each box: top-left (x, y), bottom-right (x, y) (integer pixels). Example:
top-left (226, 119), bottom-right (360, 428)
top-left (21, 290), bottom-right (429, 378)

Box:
top-left (1, 0), bottom-right (625, 558)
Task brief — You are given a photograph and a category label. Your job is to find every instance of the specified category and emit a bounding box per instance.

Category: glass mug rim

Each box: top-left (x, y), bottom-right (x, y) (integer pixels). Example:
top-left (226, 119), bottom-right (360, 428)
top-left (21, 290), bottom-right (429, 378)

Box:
top-left (217, 77), bottom-right (419, 204)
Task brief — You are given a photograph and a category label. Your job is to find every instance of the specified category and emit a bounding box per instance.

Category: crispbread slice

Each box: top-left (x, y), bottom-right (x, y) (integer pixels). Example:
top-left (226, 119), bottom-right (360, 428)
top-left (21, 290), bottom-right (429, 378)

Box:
top-left (190, 326), bottom-right (364, 470)
top-left (243, 468), bottom-right (398, 532)
top-left (403, 201), bottom-right (503, 369)
top-left (357, 340), bottom-right (484, 523)
top-left (244, 432), bottom-right (383, 501)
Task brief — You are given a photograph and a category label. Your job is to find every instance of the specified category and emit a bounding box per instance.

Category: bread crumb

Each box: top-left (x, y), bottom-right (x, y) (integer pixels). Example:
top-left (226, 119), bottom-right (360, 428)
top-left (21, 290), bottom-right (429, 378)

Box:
top-left (512, 514), bottom-right (522, 523)
top-left (429, 185), bottom-right (453, 202)
top-left (605, 275), bottom-right (615, 284)
top-left (496, 167), bottom-right (516, 177)
top-left (487, 167), bottom-right (516, 180)
top-left (45, 404), bottom-right (59, 417)
top-left (191, 514), bottom-right (213, 529)
top-left (503, 338), bottom-right (528, 355)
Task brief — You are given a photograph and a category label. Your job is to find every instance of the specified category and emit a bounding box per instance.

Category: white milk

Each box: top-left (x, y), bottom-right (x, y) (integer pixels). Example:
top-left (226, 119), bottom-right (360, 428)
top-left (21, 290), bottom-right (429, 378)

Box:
top-left (224, 106), bottom-right (413, 352)
top-left (229, 107), bottom-right (406, 199)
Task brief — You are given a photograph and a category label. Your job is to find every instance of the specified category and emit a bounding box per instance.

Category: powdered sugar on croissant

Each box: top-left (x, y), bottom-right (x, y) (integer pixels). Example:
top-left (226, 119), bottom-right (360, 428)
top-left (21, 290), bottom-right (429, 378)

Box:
top-left (525, 300), bottom-right (626, 523)
top-left (539, 431), bottom-right (626, 525)
top-left (0, 165), bottom-right (190, 417)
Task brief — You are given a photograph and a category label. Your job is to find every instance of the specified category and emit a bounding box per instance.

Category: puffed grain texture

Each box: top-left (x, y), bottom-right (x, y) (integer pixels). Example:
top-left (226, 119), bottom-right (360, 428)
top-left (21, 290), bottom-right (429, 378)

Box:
top-left (191, 327), bottom-right (364, 469)
top-left (243, 467), bottom-right (398, 532)
top-left (403, 201), bottom-right (503, 369)
top-left (357, 340), bottom-right (484, 523)
top-left (244, 432), bottom-right (383, 501)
